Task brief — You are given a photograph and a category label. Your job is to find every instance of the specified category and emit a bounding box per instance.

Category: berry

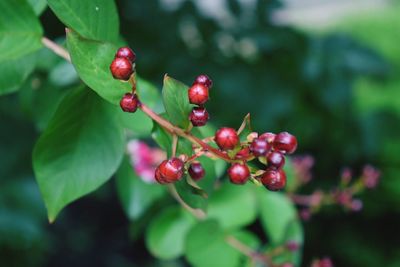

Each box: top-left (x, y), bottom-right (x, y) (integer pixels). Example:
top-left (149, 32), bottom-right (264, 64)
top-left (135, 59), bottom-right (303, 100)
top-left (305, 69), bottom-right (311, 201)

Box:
top-left (115, 47), bottom-right (136, 62)
top-left (120, 93), bottom-right (139, 112)
top-left (189, 107), bottom-right (209, 127)
top-left (154, 157), bottom-right (184, 183)
top-left (194, 74), bottom-right (213, 88)
top-left (285, 240), bottom-right (300, 252)
top-left (215, 127), bottom-right (239, 150)
top-left (259, 132), bottom-right (276, 143)
top-left (250, 138), bottom-right (270, 157)
top-left (228, 163), bottom-right (250, 184)
top-left (110, 57), bottom-right (133, 80)
top-left (188, 162), bottom-right (205, 180)
top-left (273, 132), bottom-right (297, 154)
top-left (261, 169), bottom-right (286, 191)
top-left (267, 151), bottom-right (285, 169)
top-left (188, 83), bottom-right (209, 105)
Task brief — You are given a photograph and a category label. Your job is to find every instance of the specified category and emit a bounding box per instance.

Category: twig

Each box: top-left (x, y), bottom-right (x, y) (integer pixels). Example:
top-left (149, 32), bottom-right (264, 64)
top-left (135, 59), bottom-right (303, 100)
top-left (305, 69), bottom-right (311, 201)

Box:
top-left (171, 134), bottom-right (178, 157)
top-left (167, 184), bottom-right (206, 219)
top-left (41, 37), bottom-right (71, 62)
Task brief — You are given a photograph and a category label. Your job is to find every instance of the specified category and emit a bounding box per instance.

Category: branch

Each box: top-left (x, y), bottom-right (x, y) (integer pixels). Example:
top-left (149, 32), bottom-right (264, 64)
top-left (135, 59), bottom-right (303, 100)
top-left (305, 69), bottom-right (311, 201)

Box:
top-left (41, 37), bottom-right (71, 62)
top-left (167, 184), bottom-right (206, 219)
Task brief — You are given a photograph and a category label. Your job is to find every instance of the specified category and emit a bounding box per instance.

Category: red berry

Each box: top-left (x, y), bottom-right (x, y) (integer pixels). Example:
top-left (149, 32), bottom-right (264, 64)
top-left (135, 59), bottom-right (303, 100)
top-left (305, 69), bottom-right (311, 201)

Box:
top-left (154, 157), bottom-right (184, 183)
top-left (259, 132), bottom-right (276, 143)
top-left (267, 151), bottom-right (285, 169)
top-left (193, 74), bottom-right (213, 88)
top-left (228, 163), bottom-right (250, 184)
top-left (188, 162), bottom-right (205, 180)
top-left (110, 57), bottom-right (133, 80)
top-left (215, 127), bottom-right (239, 150)
top-left (120, 93), bottom-right (139, 112)
top-left (273, 132), bottom-right (297, 154)
top-left (250, 138), bottom-right (270, 157)
top-left (261, 169), bottom-right (286, 191)
top-left (188, 84), bottom-right (209, 105)
top-left (115, 47), bottom-right (136, 62)
top-left (189, 107), bottom-right (209, 127)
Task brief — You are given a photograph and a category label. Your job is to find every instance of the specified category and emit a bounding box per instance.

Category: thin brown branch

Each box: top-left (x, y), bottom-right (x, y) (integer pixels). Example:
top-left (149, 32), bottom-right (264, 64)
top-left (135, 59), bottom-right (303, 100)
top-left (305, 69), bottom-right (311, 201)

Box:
top-left (41, 37), bottom-right (71, 62)
top-left (226, 236), bottom-right (275, 266)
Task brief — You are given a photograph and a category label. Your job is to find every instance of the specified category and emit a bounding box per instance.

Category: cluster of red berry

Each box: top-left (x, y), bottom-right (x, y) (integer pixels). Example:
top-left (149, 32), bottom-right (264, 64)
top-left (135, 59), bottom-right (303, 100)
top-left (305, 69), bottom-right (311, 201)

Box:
top-left (110, 47), bottom-right (298, 191)
top-left (110, 46), bottom-right (140, 113)
top-left (188, 75), bottom-right (212, 126)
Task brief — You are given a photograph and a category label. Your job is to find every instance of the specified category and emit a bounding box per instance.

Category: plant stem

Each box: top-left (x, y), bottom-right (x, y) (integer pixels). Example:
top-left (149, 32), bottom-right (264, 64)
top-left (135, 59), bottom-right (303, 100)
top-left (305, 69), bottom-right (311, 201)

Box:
top-left (167, 184), bottom-right (206, 219)
top-left (139, 103), bottom-right (236, 163)
top-left (42, 37), bottom-right (71, 62)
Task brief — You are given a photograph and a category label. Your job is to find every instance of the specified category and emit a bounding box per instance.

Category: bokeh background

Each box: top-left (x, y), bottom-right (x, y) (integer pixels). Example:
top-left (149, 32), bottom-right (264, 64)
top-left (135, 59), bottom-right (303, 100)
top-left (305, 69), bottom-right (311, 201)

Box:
top-left (1, 0), bottom-right (400, 266)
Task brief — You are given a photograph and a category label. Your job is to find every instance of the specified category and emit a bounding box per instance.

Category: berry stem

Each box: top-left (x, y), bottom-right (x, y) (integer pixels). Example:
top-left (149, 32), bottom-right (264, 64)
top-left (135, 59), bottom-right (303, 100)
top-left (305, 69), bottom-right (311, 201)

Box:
top-left (139, 103), bottom-right (236, 163)
top-left (167, 184), bottom-right (206, 219)
top-left (41, 37), bottom-right (71, 62)
top-left (171, 134), bottom-right (178, 157)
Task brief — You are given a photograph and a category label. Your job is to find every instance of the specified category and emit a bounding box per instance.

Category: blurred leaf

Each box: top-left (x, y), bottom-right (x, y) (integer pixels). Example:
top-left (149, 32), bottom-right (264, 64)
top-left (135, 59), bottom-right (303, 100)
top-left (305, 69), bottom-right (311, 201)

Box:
top-left (33, 86), bottom-right (124, 221)
top-left (47, 0), bottom-right (119, 42)
top-left (66, 30), bottom-right (131, 105)
top-left (0, 53), bottom-right (36, 95)
top-left (162, 75), bottom-right (193, 129)
top-left (0, 0), bottom-right (43, 61)
top-left (27, 0), bottom-right (47, 15)
top-left (257, 189), bottom-right (298, 244)
top-left (116, 157), bottom-right (164, 220)
top-left (146, 206), bottom-right (195, 260)
top-left (48, 61), bottom-right (79, 87)
top-left (184, 219), bottom-right (249, 267)
top-left (174, 177), bottom-right (208, 212)
top-left (207, 183), bottom-right (257, 230)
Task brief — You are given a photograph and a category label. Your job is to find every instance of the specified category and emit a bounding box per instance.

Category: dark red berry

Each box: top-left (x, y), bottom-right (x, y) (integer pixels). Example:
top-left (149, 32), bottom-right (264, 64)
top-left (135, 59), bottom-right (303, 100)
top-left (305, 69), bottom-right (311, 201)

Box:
top-left (250, 138), bottom-right (270, 157)
top-left (259, 132), bottom-right (276, 143)
top-left (261, 169), bottom-right (286, 191)
top-left (188, 83), bottom-right (209, 105)
top-left (273, 132), bottom-right (297, 154)
top-left (189, 107), bottom-right (209, 127)
top-left (215, 127), bottom-right (239, 150)
top-left (110, 57), bottom-right (133, 80)
top-left (228, 163), bottom-right (250, 184)
top-left (193, 74), bottom-right (213, 88)
top-left (188, 162), bottom-right (205, 180)
top-left (267, 151), bottom-right (285, 169)
top-left (115, 47), bottom-right (136, 62)
top-left (120, 93), bottom-right (139, 113)
top-left (235, 147), bottom-right (250, 160)
top-left (155, 157), bottom-right (184, 183)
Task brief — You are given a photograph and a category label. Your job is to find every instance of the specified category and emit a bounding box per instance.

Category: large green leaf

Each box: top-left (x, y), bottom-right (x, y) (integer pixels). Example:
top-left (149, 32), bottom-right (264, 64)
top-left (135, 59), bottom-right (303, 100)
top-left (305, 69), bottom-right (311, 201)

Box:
top-left (0, 53), bottom-right (36, 96)
top-left (116, 157), bottom-right (164, 220)
top-left (66, 30), bottom-right (131, 105)
top-left (47, 0), bottom-right (119, 42)
top-left (0, 0), bottom-right (43, 61)
top-left (207, 183), bottom-right (257, 230)
top-left (257, 189), bottom-right (299, 244)
top-left (146, 206), bottom-right (195, 260)
top-left (162, 75), bottom-right (193, 128)
top-left (184, 220), bottom-right (250, 267)
top-left (33, 86), bottom-right (125, 222)
top-left (27, 0), bottom-right (47, 15)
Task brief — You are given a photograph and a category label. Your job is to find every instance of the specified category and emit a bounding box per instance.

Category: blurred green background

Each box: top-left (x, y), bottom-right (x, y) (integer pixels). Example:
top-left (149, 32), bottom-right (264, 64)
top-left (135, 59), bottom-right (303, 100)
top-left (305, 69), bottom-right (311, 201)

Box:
top-left (1, 0), bottom-right (400, 266)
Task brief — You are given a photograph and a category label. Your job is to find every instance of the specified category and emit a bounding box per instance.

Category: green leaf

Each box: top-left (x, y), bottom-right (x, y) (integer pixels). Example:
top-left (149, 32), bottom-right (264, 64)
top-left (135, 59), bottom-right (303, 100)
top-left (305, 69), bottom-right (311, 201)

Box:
top-left (119, 78), bottom-right (161, 136)
top-left (207, 182), bottom-right (257, 230)
top-left (47, 0), bottom-right (119, 42)
top-left (174, 177), bottom-right (208, 213)
top-left (116, 157), bottom-right (164, 220)
top-left (48, 61), bottom-right (79, 87)
top-left (27, 0), bottom-right (47, 15)
top-left (66, 30), bottom-right (131, 105)
top-left (257, 189), bottom-right (298, 244)
top-left (162, 75), bottom-right (193, 128)
top-left (33, 86), bottom-right (125, 222)
top-left (0, 53), bottom-right (36, 96)
top-left (184, 220), bottom-right (247, 267)
top-left (0, 0), bottom-right (43, 61)
top-left (146, 206), bottom-right (195, 260)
